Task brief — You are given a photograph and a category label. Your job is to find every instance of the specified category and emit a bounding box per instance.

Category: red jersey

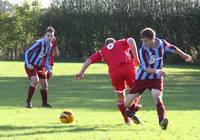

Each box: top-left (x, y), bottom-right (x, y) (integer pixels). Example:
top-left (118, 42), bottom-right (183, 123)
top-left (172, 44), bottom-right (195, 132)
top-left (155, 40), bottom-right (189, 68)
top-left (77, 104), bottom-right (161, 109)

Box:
top-left (42, 37), bottom-right (57, 67)
top-left (49, 37), bottom-right (57, 66)
top-left (89, 38), bottom-right (135, 72)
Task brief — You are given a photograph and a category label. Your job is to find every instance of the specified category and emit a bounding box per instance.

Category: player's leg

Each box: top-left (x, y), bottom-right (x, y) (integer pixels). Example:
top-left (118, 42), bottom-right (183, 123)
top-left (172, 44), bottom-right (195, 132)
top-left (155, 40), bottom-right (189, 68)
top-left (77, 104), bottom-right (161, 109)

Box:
top-left (126, 86), bottom-right (142, 112)
top-left (128, 93), bottom-right (142, 112)
top-left (38, 69), bottom-right (52, 108)
top-left (151, 89), bottom-right (168, 130)
top-left (124, 64), bottom-right (142, 112)
top-left (125, 92), bottom-right (142, 124)
top-left (26, 76), bottom-right (39, 108)
top-left (39, 78), bottom-right (52, 107)
top-left (110, 68), bottom-right (131, 124)
top-left (125, 79), bottom-right (146, 124)
top-left (25, 66), bottom-right (39, 108)
top-left (115, 91), bottom-right (132, 125)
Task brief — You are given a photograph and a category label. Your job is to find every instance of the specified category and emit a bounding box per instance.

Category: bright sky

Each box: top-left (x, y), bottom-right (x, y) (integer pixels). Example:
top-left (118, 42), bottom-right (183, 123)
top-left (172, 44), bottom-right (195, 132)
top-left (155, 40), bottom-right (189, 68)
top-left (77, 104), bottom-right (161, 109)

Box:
top-left (7, 0), bottom-right (51, 8)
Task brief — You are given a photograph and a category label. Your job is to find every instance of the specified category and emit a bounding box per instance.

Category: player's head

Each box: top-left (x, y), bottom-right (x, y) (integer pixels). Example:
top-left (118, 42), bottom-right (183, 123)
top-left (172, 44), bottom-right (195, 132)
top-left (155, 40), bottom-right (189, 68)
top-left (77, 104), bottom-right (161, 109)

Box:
top-left (140, 28), bottom-right (156, 47)
top-left (44, 26), bottom-right (55, 42)
top-left (105, 38), bottom-right (116, 46)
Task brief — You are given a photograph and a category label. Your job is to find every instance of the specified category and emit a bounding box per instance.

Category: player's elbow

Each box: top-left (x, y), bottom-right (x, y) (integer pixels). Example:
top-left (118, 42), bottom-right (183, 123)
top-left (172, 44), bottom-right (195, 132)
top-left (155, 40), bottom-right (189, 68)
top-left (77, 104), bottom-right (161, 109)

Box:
top-left (127, 38), bottom-right (135, 45)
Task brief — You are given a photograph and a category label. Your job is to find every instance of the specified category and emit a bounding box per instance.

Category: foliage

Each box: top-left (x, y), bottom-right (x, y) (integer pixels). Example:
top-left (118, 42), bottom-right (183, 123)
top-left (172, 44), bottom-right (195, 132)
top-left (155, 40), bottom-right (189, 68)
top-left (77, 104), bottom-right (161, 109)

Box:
top-left (0, 0), bottom-right (199, 63)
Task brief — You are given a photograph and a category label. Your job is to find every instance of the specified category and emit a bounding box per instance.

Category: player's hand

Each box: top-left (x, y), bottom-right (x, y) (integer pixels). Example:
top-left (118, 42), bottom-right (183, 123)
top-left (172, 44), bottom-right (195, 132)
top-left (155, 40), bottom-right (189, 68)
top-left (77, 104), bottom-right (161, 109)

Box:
top-left (75, 73), bottom-right (84, 80)
top-left (26, 64), bottom-right (34, 70)
top-left (182, 53), bottom-right (193, 63)
top-left (48, 71), bottom-right (53, 77)
top-left (156, 69), bottom-right (166, 77)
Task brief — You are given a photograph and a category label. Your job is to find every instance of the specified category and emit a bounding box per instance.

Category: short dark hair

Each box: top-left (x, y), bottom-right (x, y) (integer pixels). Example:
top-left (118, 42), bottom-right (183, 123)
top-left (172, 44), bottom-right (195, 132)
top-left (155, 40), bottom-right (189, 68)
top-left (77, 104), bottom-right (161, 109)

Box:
top-left (105, 38), bottom-right (115, 45)
top-left (46, 26), bottom-right (55, 33)
top-left (140, 28), bottom-right (156, 39)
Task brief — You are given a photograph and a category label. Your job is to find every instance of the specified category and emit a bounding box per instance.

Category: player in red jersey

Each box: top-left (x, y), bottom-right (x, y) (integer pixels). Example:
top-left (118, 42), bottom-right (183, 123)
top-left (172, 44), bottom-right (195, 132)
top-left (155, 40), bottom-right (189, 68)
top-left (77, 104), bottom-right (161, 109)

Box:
top-left (75, 37), bottom-right (142, 125)
top-left (45, 27), bottom-right (60, 80)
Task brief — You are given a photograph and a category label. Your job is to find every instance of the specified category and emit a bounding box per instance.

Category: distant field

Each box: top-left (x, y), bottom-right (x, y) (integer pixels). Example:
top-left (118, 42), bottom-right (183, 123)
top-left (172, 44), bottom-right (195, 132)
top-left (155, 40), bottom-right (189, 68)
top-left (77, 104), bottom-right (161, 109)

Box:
top-left (0, 61), bottom-right (200, 140)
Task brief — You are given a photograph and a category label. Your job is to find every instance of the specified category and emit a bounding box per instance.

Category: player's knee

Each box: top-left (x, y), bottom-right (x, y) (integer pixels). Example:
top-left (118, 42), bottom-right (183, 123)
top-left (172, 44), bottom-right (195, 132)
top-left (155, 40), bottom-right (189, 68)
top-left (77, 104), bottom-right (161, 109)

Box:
top-left (115, 92), bottom-right (125, 106)
top-left (151, 89), bottom-right (163, 104)
top-left (30, 77), bottom-right (39, 87)
top-left (125, 93), bottom-right (138, 108)
top-left (117, 98), bottom-right (125, 105)
top-left (41, 82), bottom-right (48, 89)
top-left (126, 85), bottom-right (131, 92)
top-left (116, 92), bottom-right (125, 99)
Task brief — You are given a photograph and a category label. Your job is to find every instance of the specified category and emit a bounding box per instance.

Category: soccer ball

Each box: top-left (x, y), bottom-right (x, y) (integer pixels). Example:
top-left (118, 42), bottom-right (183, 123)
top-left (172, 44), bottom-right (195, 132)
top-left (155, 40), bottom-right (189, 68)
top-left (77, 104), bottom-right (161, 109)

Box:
top-left (60, 110), bottom-right (74, 124)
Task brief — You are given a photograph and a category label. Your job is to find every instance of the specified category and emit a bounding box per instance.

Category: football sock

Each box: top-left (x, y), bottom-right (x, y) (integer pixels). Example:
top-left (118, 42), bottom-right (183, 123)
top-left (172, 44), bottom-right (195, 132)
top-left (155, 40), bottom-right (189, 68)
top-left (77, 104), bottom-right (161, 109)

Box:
top-left (156, 102), bottom-right (166, 123)
top-left (40, 89), bottom-right (48, 105)
top-left (117, 99), bottom-right (129, 123)
top-left (27, 86), bottom-right (35, 102)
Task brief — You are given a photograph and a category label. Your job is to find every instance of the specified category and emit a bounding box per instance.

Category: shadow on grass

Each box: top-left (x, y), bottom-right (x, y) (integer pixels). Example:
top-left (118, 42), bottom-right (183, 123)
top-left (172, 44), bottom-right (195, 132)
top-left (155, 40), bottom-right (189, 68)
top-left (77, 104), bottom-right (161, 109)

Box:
top-left (0, 71), bottom-right (200, 111)
top-left (0, 123), bottom-right (142, 138)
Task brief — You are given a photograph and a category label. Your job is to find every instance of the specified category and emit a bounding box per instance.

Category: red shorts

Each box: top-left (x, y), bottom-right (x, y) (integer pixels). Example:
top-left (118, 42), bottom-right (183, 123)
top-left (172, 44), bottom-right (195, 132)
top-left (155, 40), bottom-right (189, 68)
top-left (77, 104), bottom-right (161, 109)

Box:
top-left (130, 79), bottom-right (163, 94)
top-left (25, 64), bottom-right (47, 79)
top-left (110, 63), bottom-right (136, 93)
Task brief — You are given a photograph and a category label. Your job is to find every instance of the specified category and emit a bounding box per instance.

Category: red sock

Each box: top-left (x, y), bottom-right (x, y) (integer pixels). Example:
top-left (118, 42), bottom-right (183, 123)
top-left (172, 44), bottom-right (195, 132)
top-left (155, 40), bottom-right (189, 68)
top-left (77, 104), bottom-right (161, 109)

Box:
top-left (27, 86), bottom-right (35, 102)
top-left (40, 89), bottom-right (48, 105)
top-left (117, 99), bottom-right (129, 123)
top-left (156, 102), bottom-right (166, 123)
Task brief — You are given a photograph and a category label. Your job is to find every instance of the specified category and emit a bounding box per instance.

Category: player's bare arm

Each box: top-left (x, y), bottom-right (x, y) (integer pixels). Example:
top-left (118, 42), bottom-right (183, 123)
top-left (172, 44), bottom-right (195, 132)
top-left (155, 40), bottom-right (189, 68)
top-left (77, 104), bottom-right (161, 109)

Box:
top-left (75, 58), bottom-right (92, 80)
top-left (45, 56), bottom-right (53, 77)
top-left (127, 38), bottom-right (140, 66)
top-left (173, 46), bottom-right (193, 63)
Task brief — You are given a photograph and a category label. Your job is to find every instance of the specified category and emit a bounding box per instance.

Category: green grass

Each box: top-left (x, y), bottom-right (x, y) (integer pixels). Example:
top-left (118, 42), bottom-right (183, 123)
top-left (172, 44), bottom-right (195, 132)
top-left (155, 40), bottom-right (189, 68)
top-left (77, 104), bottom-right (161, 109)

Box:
top-left (0, 61), bottom-right (200, 140)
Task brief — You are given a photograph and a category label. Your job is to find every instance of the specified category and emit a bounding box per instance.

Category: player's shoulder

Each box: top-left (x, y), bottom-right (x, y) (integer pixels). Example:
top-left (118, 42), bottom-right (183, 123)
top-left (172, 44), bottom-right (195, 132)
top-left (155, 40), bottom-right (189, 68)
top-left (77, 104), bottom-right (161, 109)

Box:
top-left (159, 38), bottom-right (170, 46)
top-left (156, 37), bottom-right (167, 43)
top-left (36, 38), bottom-right (44, 44)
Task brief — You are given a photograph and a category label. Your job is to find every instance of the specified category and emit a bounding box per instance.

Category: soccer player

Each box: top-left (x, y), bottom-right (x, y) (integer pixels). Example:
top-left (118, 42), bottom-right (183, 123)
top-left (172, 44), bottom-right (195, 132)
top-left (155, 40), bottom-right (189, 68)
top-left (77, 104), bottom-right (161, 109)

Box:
top-left (125, 28), bottom-right (193, 129)
top-left (75, 37), bottom-right (142, 125)
top-left (24, 26), bottom-right (55, 108)
top-left (44, 27), bottom-right (59, 80)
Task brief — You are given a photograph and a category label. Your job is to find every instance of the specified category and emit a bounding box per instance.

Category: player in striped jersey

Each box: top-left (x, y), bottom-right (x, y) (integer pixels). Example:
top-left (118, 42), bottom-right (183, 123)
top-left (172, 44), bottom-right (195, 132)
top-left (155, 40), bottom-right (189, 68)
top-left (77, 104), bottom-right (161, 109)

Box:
top-left (43, 27), bottom-right (59, 80)
top-left (24, 27), bottom-right (54, 108)
top-left (125, 28), bottom-right (193, 129)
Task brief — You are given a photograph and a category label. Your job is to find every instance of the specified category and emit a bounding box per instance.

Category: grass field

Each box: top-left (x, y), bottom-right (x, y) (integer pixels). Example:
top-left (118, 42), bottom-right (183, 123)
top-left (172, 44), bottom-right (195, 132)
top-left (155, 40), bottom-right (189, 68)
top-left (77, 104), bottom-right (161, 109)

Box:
top-left (0, 61), bottom-right (200, 140)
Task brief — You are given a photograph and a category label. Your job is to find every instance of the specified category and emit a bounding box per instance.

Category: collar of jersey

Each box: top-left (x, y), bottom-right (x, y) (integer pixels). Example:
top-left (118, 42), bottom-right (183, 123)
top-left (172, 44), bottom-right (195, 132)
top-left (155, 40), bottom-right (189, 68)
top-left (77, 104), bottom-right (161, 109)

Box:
top-left (142, 38), bottom-right (162, 50)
